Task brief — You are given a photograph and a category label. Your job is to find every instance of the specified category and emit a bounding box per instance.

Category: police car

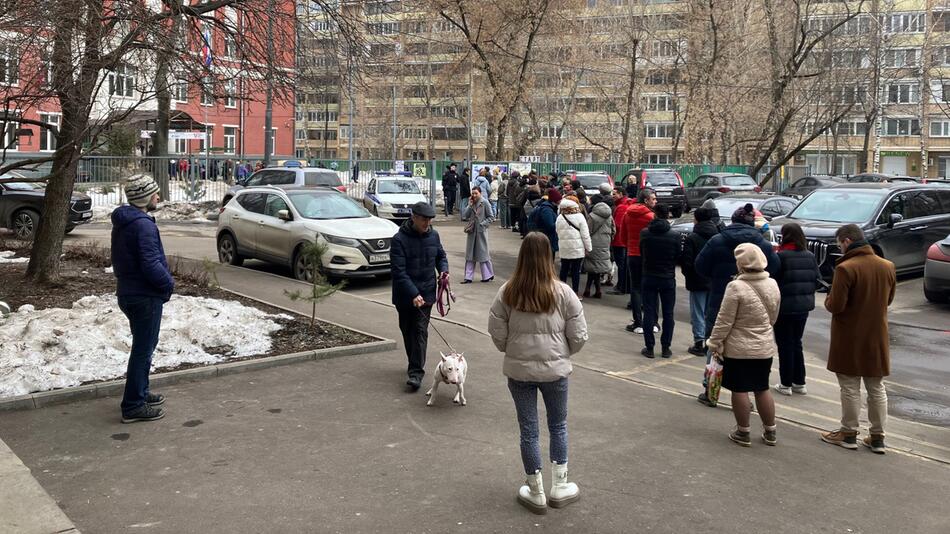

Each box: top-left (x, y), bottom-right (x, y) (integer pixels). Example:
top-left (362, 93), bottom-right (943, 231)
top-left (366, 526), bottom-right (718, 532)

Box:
top-left (362, 171), bottom-right (428, 219)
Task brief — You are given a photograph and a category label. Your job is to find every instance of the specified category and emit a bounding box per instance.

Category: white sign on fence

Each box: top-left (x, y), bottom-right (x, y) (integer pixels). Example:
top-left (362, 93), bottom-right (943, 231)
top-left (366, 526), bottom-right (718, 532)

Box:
top-left (509, 162), bottom-right (532, 175)
top-left (169, 131), bottom-right (207, 141)
top-left (140, 130), bottom-right (155, 139)
top-left (519, 155), bottom-right (541, 163)
top-left (394, 160), bottom-right (406, 173)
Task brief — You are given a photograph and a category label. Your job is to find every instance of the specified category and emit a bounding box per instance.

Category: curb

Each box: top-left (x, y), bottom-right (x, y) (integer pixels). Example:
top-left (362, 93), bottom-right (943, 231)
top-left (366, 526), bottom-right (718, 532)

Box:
top-left (0, 339), bottom-right (395, 413)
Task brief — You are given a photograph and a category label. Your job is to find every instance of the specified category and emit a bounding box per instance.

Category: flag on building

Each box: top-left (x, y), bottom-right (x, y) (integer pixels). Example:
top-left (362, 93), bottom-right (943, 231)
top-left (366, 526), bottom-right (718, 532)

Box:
top-left (201, 27), bottom-right (213, 67)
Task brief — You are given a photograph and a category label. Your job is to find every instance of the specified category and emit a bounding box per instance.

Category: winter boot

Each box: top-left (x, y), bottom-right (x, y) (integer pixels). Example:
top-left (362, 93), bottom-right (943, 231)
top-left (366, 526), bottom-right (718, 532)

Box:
top-left (548, 462), bottom-right (580, 509)
top-left (517, 470), bottom-right (547, 514)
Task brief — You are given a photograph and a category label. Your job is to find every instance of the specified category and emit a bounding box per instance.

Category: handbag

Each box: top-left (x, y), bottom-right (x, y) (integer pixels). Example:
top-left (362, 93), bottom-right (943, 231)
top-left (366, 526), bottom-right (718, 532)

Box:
top-left (464, 202), bottom-right (481, 234)
top-left (705, 359), bottom-right (724, 406)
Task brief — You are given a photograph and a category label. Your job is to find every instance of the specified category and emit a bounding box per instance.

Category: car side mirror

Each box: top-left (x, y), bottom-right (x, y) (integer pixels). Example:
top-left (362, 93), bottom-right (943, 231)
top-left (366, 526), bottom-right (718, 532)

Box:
top-left (887, 213), bottom-right (903, 227)
top-left (277, 209), bottom-right (292, 221)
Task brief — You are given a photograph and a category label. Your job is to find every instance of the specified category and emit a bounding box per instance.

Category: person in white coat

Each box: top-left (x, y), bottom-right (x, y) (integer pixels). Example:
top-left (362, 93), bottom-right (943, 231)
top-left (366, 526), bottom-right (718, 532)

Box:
top-left (556, 198), bottom-right (592, 295)
top-left (488, 232), bottom-right (588, 514)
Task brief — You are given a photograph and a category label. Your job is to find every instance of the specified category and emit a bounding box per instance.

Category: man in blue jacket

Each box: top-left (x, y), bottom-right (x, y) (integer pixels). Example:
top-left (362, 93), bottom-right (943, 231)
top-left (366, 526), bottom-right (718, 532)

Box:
top-left (111, 174), bottom-right (175, 423)
top-left (390, 202), bottom-right (450, 391)
top-left (694, 203), bottom-right (779, 406)
top-left (527, 188), bottom-right (561, 255)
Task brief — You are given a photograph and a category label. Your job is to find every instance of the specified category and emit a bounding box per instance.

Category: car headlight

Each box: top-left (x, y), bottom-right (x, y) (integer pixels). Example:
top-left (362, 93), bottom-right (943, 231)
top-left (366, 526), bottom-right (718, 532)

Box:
top-left (321, 233), bottom-right (362, 247)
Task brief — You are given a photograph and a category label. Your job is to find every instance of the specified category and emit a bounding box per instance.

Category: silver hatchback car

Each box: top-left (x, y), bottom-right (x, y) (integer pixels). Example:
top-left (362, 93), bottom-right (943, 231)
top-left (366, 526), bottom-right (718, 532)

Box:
top-left (217, 186), bottom-right (399, 280)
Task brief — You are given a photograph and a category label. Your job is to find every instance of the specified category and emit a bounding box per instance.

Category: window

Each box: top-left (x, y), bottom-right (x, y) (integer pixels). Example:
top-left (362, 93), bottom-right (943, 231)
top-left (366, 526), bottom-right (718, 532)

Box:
top-left (644, 123), bottom-right (675, 138)
top-left (224, 79), bottom-right (236, 108)
top-left (884, 48), bottom-right (920, 68)
top-left (539, 125), bottom-right (564, 139)
top-left (832, 84), bottom-right (867, 104)
top-left (884, 13), bottom-right (925, 33)
top-left (904, 191), bottom-right (941, 219)
top-left (884, 118), bottom-right (920, 136)
top-left (174, 77), bottom-right (188, 103)
top-left (886, 83), bottom-right (918, 104)
top-left (647, 154), bottom-right (671, 165)
top-left (263, 194), bottom-right (290, 217)
top-left (39, 113), bottom-right (59, 151)
top-left (931, 121), bottom-right (950, 137)
top-left (295, 110), bottom-right (304, 121)
top-left (0, 118), bottom-right (18, 150)
top-left (174, 139), bottom-right (187, 153)
top-left (223, 126), bottom-right (236, 154)
top-left (0, 45), bottom-right (18, 85)
top-left (368, 22), bottom-right (398, 35)
top-left (200, 77), bottom-right (213, 105)
top-left (237, 192), bottom-right (267, 214)
top-left (296, 128), bottom-right (306, 140)
top-left (644, 95), bottom-right (674, 111)
top-left (108, 65), bottom-right (136, 97)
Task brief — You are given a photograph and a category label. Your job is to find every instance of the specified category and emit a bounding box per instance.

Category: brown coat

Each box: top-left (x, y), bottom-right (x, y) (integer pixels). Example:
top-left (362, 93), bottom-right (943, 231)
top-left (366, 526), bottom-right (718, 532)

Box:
top-left (825, 245), bottom-right (896, 377)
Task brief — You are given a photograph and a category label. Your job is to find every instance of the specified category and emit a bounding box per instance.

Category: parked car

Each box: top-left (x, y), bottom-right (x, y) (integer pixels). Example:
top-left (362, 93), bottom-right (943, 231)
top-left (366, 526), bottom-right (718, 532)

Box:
top-left (924, 234), bottom-right (950, 303)
top-left (362, 172), bottom-right (428, 219)
top-left (222, 164), bottom-right (344, 206)
top-left (781, 175), bottom-right (848, 199)
top-left (771, 183), bottom-right (950, 280)
top-left (670, 193), bottom-right (798, 233)
top-left (564, 170), bottom-right (614, 197)
top-left (845, 173), bottom-right (919, 184)
top-left (619, 168), bottom-right (687, 217)
top-left (217, 186), bottom-right (399, 280)
top-left (685, 173), bottom-right (761, 209)
top-left (0, 174), bottom-right (93, 239)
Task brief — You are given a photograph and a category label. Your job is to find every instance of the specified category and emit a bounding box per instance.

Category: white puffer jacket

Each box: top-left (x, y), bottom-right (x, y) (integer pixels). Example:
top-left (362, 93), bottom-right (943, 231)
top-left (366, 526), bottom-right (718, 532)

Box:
top-left (488, 281), bottom-right (588, 382)
top-left (556, 199), bottom-right (592, 260)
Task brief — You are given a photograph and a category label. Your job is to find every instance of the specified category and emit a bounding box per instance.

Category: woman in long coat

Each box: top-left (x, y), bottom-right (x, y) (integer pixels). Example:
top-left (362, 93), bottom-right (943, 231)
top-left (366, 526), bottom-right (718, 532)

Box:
top-left (583, 200), bottom-right (615, 298)
top-left (461, 188), bottom-right (496, 283)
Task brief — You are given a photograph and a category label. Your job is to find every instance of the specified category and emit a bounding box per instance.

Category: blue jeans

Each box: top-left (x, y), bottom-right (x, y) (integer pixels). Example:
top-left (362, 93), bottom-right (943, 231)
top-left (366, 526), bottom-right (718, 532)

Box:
top-left (508, 377), bottom-right (569, 474)
top-left (689, 290), bottom-right (708, 343)
top-left (459, 197), bottom-right (470, 219)
top-left (641, 275), bottom-right (675, 349)
top-left (498, 199), bottom-right (509, 227)
top-left (118, 295), bottom-right (164, 415)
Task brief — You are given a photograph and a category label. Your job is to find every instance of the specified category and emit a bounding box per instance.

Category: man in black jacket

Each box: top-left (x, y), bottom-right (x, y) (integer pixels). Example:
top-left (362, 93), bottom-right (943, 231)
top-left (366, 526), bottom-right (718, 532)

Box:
top-left (390, 202), bottom-right (450, 391)
top-left (442, 163), bottom-right (459, 215)
top-left (506, 171), bottom-right (523, 232)
top-left (680, 206), bottom-right (720, 356)
top-left (638, 204), bottom-right (681, 358)
top-left (459, 168), bottom-right (472, 218)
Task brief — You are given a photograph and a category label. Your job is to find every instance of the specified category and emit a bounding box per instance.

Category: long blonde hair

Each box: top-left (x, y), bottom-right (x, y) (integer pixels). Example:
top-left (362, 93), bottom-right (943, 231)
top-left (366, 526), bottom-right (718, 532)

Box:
top-left (502, 232), bottom-right (558, 313)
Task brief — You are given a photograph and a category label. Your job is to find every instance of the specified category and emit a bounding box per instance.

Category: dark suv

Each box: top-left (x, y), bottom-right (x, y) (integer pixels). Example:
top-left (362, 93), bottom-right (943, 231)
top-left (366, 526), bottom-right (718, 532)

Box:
top-left (0, 177), bottom-right (93, 239)
top-left (620, 168), bottom-right (686, 217)
top-left (771, 183), bottom-right (950, 280)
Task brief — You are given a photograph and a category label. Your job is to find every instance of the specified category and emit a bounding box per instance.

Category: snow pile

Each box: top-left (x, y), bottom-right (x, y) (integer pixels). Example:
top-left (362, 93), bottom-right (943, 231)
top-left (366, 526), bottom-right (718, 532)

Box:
top-left (151, 201), bottom-right (220, 223)
top-left (84, 181), bottom-right (227, 221)
top-left (0, 251), bottom-right (28, 264)
top-left (0, 294), bottom-right (292, 397)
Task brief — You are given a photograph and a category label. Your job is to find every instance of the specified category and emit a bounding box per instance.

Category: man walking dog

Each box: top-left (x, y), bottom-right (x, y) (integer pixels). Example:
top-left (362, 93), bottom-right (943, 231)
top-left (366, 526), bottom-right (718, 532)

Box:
top-left (111, 174), bottom-right (174, 423)
top-left (391, 202), bottom-right (450, 391)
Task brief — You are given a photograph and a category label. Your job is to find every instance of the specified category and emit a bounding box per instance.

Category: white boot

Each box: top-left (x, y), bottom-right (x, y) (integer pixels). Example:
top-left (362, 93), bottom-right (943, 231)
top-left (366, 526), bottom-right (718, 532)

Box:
top-left (517, 470), bottom-right (547, 514)
top-left (548, 462), bottom-right (579, 508)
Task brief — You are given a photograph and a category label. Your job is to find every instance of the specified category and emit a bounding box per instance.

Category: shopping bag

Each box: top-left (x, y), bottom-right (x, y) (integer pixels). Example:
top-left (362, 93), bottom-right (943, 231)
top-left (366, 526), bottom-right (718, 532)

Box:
top-left (705, 359), bottom-right (724, 406)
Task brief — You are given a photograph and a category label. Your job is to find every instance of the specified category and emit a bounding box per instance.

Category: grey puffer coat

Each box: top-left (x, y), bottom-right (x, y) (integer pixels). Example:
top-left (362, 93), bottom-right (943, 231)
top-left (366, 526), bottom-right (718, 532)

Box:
top-left (584, 202), bottom-right (615, 274)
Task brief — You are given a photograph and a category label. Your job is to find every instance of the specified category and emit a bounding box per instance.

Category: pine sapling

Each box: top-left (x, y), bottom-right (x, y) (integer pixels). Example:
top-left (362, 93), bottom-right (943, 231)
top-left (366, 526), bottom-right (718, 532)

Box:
top-left (284, 241), bottom-right (344, 328)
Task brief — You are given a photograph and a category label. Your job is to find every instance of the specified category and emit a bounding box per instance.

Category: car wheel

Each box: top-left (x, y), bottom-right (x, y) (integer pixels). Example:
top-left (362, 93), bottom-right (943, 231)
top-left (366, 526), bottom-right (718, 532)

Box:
top-left (12, 209), bottom-right (40, 240)
top-left (293, 247), bottom-right (315, 282)
top-left (217, 234), bottom-right (244, 266)
top-left (924, 287), bottom-right (949, 304)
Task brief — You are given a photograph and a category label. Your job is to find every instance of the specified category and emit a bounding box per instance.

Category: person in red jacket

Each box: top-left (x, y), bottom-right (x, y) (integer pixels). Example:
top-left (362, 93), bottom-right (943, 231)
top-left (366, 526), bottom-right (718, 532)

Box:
top-left (618, 187), bottom-right (657, 333)
top-left (608, 186), bottom-right (634, 295)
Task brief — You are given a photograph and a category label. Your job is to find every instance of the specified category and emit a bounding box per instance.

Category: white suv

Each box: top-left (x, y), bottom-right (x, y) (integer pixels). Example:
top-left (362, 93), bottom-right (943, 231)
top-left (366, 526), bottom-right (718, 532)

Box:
top-left (362, 172), bottom-right (428, 219)
top-left (217, 186), bottom-right (399, 280)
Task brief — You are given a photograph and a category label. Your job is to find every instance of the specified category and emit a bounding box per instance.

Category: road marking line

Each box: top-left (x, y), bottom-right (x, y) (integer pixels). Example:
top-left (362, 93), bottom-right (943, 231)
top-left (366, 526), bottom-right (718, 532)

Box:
top-left (802, 361), bottom-right (950, 397)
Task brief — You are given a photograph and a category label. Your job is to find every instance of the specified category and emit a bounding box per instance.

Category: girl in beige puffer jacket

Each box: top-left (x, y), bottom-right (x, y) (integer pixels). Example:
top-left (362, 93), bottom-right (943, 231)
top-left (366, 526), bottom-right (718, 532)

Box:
top-left (707, 243), bottom-right (780, 447)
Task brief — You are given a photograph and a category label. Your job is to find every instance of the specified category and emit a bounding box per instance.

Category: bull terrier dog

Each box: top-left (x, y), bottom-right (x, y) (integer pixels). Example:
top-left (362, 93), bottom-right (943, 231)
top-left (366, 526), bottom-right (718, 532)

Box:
top-left (426, 352), bottom-right (467, 406)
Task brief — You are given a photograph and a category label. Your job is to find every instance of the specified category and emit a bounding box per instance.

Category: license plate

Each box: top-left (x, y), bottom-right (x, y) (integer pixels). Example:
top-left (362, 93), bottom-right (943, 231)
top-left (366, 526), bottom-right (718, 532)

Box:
top-left (81, 212), bottom-right (93, 218)
top-left (370, 253), bottom-right (390, 263)
top-left (397, 209), bottom-right (411, 215)
top-left (657, 191), bottom-right (672, 196)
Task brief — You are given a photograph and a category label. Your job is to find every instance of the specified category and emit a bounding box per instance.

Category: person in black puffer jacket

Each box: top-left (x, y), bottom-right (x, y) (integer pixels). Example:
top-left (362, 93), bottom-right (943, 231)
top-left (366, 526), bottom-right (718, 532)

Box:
top-left (680, 207), bottom-right (720, 356)
top-left (638, 204), bottom-right (682, 358)
top-left (772, 222), bottom-right (820, 396)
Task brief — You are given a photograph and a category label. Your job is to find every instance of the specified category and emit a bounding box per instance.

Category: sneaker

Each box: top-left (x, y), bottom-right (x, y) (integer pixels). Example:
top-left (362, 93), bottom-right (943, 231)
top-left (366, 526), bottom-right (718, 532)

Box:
top-left (625, 323), bottom-right (642, 333)
top-left (862, 435), bottom-right (886, 454)
top-left (820, 429), bottom-right (858, 450)
top-left (146, 392), bottom-right (165, 406)
top-left (661, 347), bottom-right (673, 359)
top-left (773, 384), bottom-right (793, 396)
top-left (121, 404), bottom-right (165, 424)
top-left (792, 384), bottom-right (808, 395)
top-left (729, 429), bottom-right (752, 447)
top-left (762, 428), bottom-right (777, 446)
top-left (687, 342), bottom-right (706, 357)
top-left (653, 325), bottom-right (660, 333)
top-left (697, 391), bottom-right (717, 407)
top-left (406, 377), bottom-right (422, 392)
top-left (641, 347), bottom-right (655, 359)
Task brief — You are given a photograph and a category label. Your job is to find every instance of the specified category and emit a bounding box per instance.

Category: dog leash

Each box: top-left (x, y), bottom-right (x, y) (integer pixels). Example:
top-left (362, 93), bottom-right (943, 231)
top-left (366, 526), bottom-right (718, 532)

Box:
top-left (422, 306), bottom-right (458, 354)
top-left (435, 272), bottom-right (455, 318)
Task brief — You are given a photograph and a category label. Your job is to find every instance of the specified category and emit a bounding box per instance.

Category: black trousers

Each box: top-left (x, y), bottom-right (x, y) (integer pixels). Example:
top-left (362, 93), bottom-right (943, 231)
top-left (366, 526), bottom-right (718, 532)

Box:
top-left (559, 257), bottom-right (583, 292)
top-left (444, 190), bottom-right (457, 215)
top-left (642, 275), bottom-right (675, 350)
top-left (611, 246), bottom-right (627, 292)
top-left (627, 255), bottom-right (643, 326)
top-left (509, 206), bottom-right (522, 231)
top-left (775, 313), bottom-right (808, 387)
top-left (397, 304), bottom-right (432, 380)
